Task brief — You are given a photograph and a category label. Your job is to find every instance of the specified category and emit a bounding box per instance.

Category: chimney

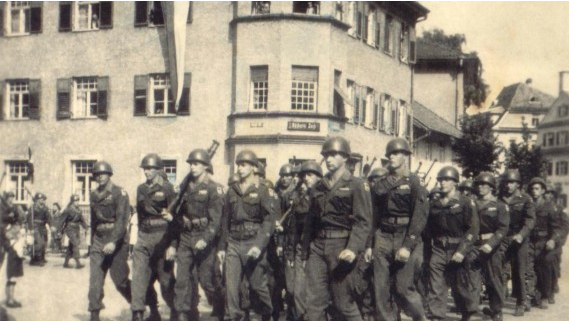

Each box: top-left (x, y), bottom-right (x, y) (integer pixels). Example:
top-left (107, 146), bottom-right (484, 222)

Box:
top-left (560, 71), bottom-right (569, 95)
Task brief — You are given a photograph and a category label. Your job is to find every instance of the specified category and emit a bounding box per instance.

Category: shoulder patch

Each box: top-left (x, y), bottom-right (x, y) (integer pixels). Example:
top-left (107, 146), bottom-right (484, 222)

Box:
top-left (217, 186), bottom-right (224, 195)
top-left (364, 182), bottom-right (370, 192)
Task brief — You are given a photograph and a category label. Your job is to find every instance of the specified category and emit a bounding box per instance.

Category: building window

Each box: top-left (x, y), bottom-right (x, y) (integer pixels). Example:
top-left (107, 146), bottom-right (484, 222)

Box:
top-left (293, 1), bottom-right (319, 15)
top-left (383, 14), bottom-right (393, 54)
top-left (531, 116), bottom-right (539, 127)
top-left (3, 1), bottom-right (42, 35)
top-left (73, 77), bottom-right (99, 118)
top-left (335, 1), bottom-right (343, 20)
top-left (373, 92), bottom-right (383, 130)
top-left (5, 161), bottom-right (31, 203)
top-left (556, 161), bottom-right (568, 176)
top-left (56, 77), bottom-right (107, 120)
top-left (365, 7), bottom-right (375, 46)
top-left (291, 66), bottom-right (318, 111)
top-left (2, 79), bottom-right (41, 120)
top-left (559, 104), bottom-right (569, 117)
top-left (59, 1), bottom-right (113, 32)
top-left (546, 132), bottom-right (555, 146)
top-left (133, 73), bottom-right (191, 117)
top-left (252, 1), bottom-right (270, 14)
top-left (72, 160), bottom-right (96, 204)
top-left (547, 161), bottom-right (553, 176)
top-left (557, 130), bottom-right (569, 146)
top-left (250, 66), bottom-right (269, 111)
top-left (162, 160), bottom-right (177, 185)
top-left (400, 23), bottom-right (410, 63)
top-left (390, 98), bottom-right (398, 135)
top-left (382, 94), bottom-right (392, 133)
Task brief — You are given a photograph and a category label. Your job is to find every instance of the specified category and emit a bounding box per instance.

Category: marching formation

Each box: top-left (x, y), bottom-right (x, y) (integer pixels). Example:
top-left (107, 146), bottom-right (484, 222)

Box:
top-left (1, 136), bottom-right (568, 321)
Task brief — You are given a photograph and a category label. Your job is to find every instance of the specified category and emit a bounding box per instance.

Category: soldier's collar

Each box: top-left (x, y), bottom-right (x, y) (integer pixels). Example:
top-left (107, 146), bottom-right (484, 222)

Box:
top-left (447, 189), bottom-right (461, 202)
top-left (148, 174), bottom-right (165, 187)
top-left (97, 181), bottom-right (114, 194)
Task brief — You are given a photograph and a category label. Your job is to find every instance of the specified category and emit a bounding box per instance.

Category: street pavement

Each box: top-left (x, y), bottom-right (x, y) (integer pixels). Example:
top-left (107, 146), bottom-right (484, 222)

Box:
top-left (1, 249), bottom-right (569, 321)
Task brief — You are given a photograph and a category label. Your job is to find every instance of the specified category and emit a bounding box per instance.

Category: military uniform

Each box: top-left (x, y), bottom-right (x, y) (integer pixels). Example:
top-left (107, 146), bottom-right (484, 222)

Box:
top-left (59, 204), bottom-right (88, 261)
top-left (27, 203), bottom-right (52, 265)
top-left (174, 175), bottom-right (224, 319)
top-left (425, 191), bottom-right (479, 320)
top-left (501, 191), bottom-right (535, 307)
top-left (131, 174), bottom-right (177, 314)
top-left (264, 180), bottom-right (285, 321)
top-left (88, 182), bottom-right (132, 312)
top-left (551, 203), bottom-right (569, 296)
top-left (220, 181), bottom-right (276, 321)
top-left (371, 173), bottom-right (428, 321)
top-left (527, 197), bottom-right (564, 306)
top-left (305, 170), bottom-right (372, 321)
top-left (469, 196), bottom-right (510, 318)
top-left (0, 198), bottom-right (25, 279)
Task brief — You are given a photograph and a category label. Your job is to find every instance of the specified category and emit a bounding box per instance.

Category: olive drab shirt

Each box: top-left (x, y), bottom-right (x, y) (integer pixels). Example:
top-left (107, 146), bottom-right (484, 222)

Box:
top-left (27, 204), bottom-right (52, 230)
top-left (220, 182), bottom-right (276, 250)
top-left (90, 182), bottom-right (130, 244)
top-left (426, 190), bottom-right (479, 255)
top-left (136, 175), bottom-right (175, 229)
top-left (309, 169), bottom-right (372, 254)
top-left (283, 189), bottom-right (311, 261)
top-left (476, 196), bottom-right (510, 249)
top-left (59, 205), bottom-right (88, 233)
top-left (502, 190), bottom-right (535, 238)
top-left (372, 172), bottom-right (429, 250)
top-left (177, 175), bottom-right (224, 244)
top-left (532, 197), bottom-right (564, 244)
top-left (1, 201), bottom-right (25, 243)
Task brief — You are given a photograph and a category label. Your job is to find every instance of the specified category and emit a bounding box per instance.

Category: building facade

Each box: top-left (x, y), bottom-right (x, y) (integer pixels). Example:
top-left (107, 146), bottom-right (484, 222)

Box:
top-left (0, 1), bottom-right (428, 227)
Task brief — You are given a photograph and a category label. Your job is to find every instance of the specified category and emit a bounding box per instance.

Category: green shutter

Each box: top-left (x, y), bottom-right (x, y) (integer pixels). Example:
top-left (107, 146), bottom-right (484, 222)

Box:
top-left (28, 79), bottom-right (41, 120)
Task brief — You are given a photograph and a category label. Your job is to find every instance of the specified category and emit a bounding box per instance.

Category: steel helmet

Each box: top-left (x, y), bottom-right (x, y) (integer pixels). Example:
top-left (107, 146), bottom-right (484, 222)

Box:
top-left (70, 194), bottom-right (80, 203)
top-left (437, 166), bottom-right (460, 182)
top-left (475, 172), bottom-right (496, 189)
top-left (3, 191), bottom-right (15, 199)
top-left (235, 150), bottom-right (258, 166)
top-left (527, 177), bottom-right (547, 190)
top-left (459, 179), bottom-right (474, 191)
top-left (368, 167), bottom-right (388, 181)
top-left (186, 149), bottom-right (211, 166)
top-left (254, 162), bottom-right (266, 178)
top-left (33, 192), bottom-right (47, 201)
top-left (429, 186), bottom-right (442, 197)
top-left (545, 183), bottom-right (558, 195)
top-left (93, 161), bottom-right (113, 175)
top-left (502, 169), bottom-right (522, 183)
top-left (321, 136), bottom-right (351, 157)
top-left (385, 138), bottom-right (412, 157)
top-left (279, 164), bottom-right (294, 177)
top-left (300, 160), bottom-right (323, 177)
top-left (140, 153), bottom-right (163, 169)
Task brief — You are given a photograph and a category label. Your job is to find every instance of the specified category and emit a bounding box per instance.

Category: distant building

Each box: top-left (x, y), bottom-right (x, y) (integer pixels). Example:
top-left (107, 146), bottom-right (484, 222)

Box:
top-left (537, 72), bottom-right (569, 207)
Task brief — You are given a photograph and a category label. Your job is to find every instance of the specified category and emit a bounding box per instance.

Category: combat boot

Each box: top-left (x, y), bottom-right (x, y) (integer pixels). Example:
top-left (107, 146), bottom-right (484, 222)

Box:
top-left (63, 258), bottom-right (71, 268)
top-left (513, 305), bottom-right (524, 316)
top-left (90, 310), bottom-right (101, 321)
top-left (460, 311), bottom-right (476, 321)
top-left (145, 306), bottom-right (161, 321)
top-left (132, 310), bottom-right (144, 321)
top-left (75, 258), bottom-right (85, 269)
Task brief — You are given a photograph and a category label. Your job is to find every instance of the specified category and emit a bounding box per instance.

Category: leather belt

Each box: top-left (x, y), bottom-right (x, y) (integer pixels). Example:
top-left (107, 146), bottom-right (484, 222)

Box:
top-left (433, 236), bottom-right (461, 248)
top-left (532, 230), bottom-right (549, 237)
top-left (480, 233), bottom-right (493, 241)
top-left (141, 218), bottom-right (168, 232)
top-left (382, 216), bottom-right (410, 225)
top-left (229, 222), bottom-right (260, 240)
top-left (317, 229), bottom-right (350, 239)
top-left (96, 223), bottom-right (115, 232)
top-left (184, 217), bottom-right (209, 231)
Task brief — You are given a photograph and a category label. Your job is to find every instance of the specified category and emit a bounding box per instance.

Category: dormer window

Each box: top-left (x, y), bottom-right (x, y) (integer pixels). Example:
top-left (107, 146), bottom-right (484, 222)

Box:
top-left (559, 104), bottom-right (569, 117)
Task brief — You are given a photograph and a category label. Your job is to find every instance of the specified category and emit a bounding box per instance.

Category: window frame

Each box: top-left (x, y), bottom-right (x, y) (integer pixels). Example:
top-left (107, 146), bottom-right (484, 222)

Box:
top-left (290, 66), bottom-right (318, 112)
top-left (7, 80), bottom-right (30, 120)
top-left (5, 160), bottom-right (31, 204)
top-left (72, 160), bottom-right (96, 205)
top-left (72, 77), bottom-right (99, 119)
top-left (2, 1), bottom-right (42, 36)
top-left (162, 159), bottom-right (177, 185)
top-left (148, 74), bottom-right (175, 117)
top-left (556, 161), bottom-right (568, 176)
top-left (249, 66), bottom-right (269, 111)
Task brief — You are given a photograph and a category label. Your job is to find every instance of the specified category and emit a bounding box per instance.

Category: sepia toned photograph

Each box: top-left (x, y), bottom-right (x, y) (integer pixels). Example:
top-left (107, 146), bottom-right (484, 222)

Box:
top-left (1, 1), bottom-right (568, 321)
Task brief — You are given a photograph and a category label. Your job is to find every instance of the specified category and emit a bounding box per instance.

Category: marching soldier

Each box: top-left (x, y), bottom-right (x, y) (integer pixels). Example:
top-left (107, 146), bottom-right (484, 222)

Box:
top-left (1, 191), bottom-right (26, 308)
top-left (219, 150), bottom-right (276, 321)
top-left (424, 167), bottom-right (479, 321)
top-left (88, 161), bottom-right (132, 321)
top-left (544, 184), bottom-right (569, 296)
top-left (459, 179), bottom-right (476, 200)
top-left (371, 138), bottom-right (429, 321)
top-left (131, 154), bottom-right (177, 321)
top-left (58, 194), bottom-right (88, 269)
top-left (472, 172), bottom-right (509, 321)
top-left (27, 192), bottom-right (53, 266)
top-left (499, 169), bottom-right (535, 316)
top-left (174, 149), bottom-right (224, 321)
top-left (304, 136), bottom-right (372, 321)
top-left (526, 177), bottom-right (564, 309)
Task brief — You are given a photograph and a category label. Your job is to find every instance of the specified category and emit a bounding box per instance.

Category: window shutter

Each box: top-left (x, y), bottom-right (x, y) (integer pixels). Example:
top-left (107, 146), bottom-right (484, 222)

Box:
top-left (134, 75), bottom-right (148, 116)
top-left (356, 12), bottom-right (362, 38)
top-left (362, 15), bottom-right (368, 42)
top-left (97, 76), bottom-right (109, 119)
top-left (56, 78), bottom-right (71, 119)
top-left (378, 93), bottom-right (384, 131)
top-left (361, 87), bottom-right (367, 125)
top-left (291, 66), bottom-right (318, 82)
top-left (59, 2), bottom-right (72, 32)
top-left (151, 1), bottom-right (164, 25)
top-left (187, 2), bottom-right (192, 24)
top-left (0, 80), bottom-right (4, 120)
top-left (167, 89), bottom-right (176, 114)
top-left (30, 2), bottom-right (42, 34)
top-left (177, 73), bottom-right (191, 116)
top-left (135, 1), bottom-right (148, 26)
top-left (0, 2), bottom-right (4, 37)
top-left (375, 22), bottom-right (380, 48)
top-left (29, 79), bottom-right (41, 120)
top-left (409, 41), bottom-right (416, 63)
top-left (99, 2), bottom-right (113, 29)
top-left (353, 86), bottom-right (360, 124)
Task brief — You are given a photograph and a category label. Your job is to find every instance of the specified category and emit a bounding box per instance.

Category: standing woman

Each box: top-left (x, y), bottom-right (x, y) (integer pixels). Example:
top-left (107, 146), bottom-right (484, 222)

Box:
top-left (59, 195), bottom-right (88, 268)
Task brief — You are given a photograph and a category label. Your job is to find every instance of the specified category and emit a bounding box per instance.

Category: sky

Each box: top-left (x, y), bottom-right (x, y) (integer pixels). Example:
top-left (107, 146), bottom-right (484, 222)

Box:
top-left (418, 1), bottom-right (569, 108)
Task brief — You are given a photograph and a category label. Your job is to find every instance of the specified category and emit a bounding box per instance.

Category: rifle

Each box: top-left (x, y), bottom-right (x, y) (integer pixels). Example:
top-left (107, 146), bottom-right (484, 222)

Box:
top-left (167, 140), bottom-right (220, 215)
top-left (24, 187), bottom-right (35, 258)
top-left (361, 157), bottom-right (377, 178)
top-left (414, 161), bottom-right (423, 175)
top-left (425, 159), bottom-right (438, 177)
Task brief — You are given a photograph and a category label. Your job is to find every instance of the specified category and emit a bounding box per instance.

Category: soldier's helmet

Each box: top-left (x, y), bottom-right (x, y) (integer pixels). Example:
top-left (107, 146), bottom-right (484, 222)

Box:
top-left (292, 164), bottom-right (301, 176)
top-left (527, 177), bottom-right (547, 190)
top-left (140, 153), bottom-right (163, 169)
top-left (502, 169), bottom-right (522, 183)
top-left (254, 162), bottom-right (266, 178)
top-left (93, 161), bottom-right (113, 175)
top-left (3, 191), bottom-right (16, 199)
top-left (545, 183), bottom-right (558, 196)
top-left (321, 136), bottom-right (351, 157)
top-left (300, 160), bottom-right (323, 177)
top-left (368, 167), bottom-right (388, 181)
top-left (228, 173), bottom-right (240, 186)
top-left (429, 186), bottom-right (442, 197)
top-left (474, 172), bottom-right (496, 189)
top-left (437, 166), bottom-right (460, 182)
top-left (33, 192), bottom-right (47, 201)
top-left (459, 179), bottom-right (474, 191)
top-left (279, 164), bottom-right (294, 177)
top-left (385, 138), bottom-right (412, 157)
top-left (70, 194), bottom-right (80, 203)
top-left (186, 149), bottom-right (211, 166)
top-left (235, 150), bottom-right (258, 166)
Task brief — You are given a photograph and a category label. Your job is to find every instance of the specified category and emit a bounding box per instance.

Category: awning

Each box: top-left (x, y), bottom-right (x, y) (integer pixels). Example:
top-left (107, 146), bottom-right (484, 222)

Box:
top-left (413, 101), bottom-right (461, 138)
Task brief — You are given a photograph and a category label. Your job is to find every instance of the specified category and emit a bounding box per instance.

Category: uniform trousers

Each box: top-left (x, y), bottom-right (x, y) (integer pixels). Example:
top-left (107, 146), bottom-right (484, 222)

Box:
top-left (373, 229), bottom-right (424, 321)
top-left (31, 226), bottom-right (48, 263)
top-left (284, 249), bottom-right (307, 321)
top-left (528, 239), bottom-right (557, 301)
top-left (503, 236), bottom-right (528, 305)
top-left (468, 242), bottom-right (506, 314)
top-left (131, 228), bottom-right (175, 312)
top-left (65, 226), bottom-right (83, 259)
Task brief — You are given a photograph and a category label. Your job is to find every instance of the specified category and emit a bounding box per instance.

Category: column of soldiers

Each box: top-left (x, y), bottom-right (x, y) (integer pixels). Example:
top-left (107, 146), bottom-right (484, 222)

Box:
top-left (2, 135), bottom-right (568, 321)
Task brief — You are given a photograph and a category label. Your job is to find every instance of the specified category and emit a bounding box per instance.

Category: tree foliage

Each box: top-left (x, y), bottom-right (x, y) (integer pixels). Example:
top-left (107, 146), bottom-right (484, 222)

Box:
top-left (452, 113), bottom-right (501, 178)
top-left (504, 122), bottom-right (548, 185)
top-left (420, 28), bottom-right (466, 51)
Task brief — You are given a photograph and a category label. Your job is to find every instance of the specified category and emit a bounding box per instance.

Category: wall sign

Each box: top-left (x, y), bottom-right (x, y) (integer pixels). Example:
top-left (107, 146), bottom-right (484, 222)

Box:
top-left (287, 121), bottom-right (320, 132)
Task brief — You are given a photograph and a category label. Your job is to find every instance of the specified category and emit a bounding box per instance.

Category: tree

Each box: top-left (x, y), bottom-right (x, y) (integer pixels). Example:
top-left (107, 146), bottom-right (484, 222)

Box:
top-left (504, 122), bottom-right (548, 185)
top-left (452, 113), bottom-right (501, 178)
top-left (419, 29), bottom-right (489, 107)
